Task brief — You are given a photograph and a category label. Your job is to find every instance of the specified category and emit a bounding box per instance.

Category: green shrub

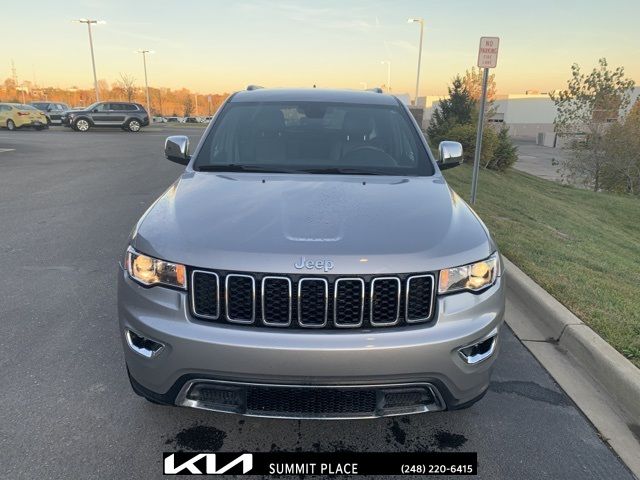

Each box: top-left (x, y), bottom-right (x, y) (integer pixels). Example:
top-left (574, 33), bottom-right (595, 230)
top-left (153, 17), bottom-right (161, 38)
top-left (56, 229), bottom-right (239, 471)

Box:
top-left (487, 127), bottom-right (518, 172)
top-left (445, 123), bottom-right (498, 167)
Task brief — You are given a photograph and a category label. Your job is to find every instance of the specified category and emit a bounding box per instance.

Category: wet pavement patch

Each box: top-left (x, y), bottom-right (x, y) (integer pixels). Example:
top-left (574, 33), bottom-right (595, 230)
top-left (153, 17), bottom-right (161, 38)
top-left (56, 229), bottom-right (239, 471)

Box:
top-left (390, 420), bottom-right (407, 445)
top-left (432, 430), bottom-right (467, 450)
top-left (490, 380), bottom-right (571, 407)
top-left (165, 424), bottom-right (226, 451)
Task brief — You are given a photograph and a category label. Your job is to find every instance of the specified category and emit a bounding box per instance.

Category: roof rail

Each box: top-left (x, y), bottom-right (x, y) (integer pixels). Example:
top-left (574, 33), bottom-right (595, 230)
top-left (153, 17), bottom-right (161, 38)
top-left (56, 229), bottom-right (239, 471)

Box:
top-left (366, 87), bottom-right (384, 94)
top-left (246, 85), bottom-right (264, 91)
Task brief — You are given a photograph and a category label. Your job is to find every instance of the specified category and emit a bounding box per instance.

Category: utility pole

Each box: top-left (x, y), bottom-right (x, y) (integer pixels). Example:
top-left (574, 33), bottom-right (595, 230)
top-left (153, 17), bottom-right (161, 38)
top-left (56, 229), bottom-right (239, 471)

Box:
top-left (408, 18), bottom-right (424, 105)
top-left (136, 49), bottom-right (153, 116)
top-left (73, 19), bottom-right (105, 102)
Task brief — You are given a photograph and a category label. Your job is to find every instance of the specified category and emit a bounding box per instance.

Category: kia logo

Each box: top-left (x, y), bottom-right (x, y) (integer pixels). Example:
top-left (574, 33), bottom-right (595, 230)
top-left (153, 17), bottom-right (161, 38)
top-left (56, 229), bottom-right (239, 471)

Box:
top-left (164, 453), bottom-right (253, 475)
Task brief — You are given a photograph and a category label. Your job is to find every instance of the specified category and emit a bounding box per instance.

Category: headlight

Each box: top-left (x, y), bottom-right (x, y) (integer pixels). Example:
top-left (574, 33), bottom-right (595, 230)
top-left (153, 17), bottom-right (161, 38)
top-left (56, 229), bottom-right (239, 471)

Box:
top-left (126, 246), bottom-right (186, 289)
top-left (438, 253), bottom-right (500, 294)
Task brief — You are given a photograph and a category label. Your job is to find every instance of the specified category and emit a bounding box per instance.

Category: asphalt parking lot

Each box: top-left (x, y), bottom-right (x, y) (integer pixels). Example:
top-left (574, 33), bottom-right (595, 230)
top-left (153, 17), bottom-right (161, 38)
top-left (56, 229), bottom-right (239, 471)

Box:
top-left (0, 126), bottom-right (634, 479)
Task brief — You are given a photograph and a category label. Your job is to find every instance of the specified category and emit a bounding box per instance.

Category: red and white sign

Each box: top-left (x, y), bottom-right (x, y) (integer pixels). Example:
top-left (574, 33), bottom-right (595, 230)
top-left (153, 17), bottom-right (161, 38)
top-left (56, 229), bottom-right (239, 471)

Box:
top-left (477, 37), bottom-right (500, 68)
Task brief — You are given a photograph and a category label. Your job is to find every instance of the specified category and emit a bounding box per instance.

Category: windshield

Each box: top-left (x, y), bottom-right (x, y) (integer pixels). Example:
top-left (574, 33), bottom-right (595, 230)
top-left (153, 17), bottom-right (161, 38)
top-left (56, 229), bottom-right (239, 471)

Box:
top-left (194, 101), bottom-right (434, 175)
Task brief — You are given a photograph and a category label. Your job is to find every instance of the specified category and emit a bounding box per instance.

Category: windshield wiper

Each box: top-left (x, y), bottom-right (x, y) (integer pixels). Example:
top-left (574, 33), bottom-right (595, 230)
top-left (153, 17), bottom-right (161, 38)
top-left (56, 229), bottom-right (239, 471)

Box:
top-left (197, 164), bottom-right (306, 174)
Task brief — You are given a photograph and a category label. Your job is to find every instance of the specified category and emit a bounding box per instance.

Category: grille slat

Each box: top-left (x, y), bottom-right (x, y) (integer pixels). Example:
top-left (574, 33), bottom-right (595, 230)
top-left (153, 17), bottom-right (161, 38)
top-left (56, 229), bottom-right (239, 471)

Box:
top-left (191, 271), bottom-right (220, 319)
top-left (406, 274), bottom-right (435, 323)
top-left (298, 278), bottom-right (328, 327)
top-left (370, 277), bottom-right (401, 326)
top-left (191, 271), bottom-right (435, 329)
top-left (262, 277), bottom-right (292, 326)
top-left (334, 278), bottom-right (365, 327)
top-left (225, 274), bottom-right (255, 323)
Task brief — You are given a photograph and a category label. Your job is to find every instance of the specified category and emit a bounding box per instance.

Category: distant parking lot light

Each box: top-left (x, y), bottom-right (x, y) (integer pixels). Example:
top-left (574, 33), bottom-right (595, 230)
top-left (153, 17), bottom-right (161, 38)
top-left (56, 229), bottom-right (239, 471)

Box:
top-left (407, 17), bottom-right (424, 105)
top-left (136, 49), bottom-right (154, 118)
top-left (72, 19), bottom-right (105, 102)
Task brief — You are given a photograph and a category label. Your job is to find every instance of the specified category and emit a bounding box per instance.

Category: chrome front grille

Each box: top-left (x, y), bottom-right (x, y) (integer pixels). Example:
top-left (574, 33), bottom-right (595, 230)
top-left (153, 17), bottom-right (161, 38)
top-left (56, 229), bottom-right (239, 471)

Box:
top-left (191, 270), bottom-right (435, 329)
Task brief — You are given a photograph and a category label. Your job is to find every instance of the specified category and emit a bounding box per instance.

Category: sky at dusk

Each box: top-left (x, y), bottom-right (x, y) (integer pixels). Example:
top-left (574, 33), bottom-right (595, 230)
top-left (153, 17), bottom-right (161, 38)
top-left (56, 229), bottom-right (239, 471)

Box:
top-left (3, 0), bottom-right (639, 97)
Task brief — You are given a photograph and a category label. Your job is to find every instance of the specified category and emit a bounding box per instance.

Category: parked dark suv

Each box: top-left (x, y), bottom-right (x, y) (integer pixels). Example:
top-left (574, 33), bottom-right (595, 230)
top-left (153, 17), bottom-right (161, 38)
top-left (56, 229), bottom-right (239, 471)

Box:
top-left (61, 101), bottom-right (149, 132)
top-left (30, 101), bottom-right (70, 125)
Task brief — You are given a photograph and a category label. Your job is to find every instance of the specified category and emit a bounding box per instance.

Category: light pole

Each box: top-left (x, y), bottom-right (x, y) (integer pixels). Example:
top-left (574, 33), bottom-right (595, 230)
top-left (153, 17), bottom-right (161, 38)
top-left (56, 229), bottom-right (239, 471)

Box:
top-left (380, 60), bottom-right (391, 92)
top-left (408, 18), bottom-right (424, 105)
top-left (73, 19), bottom-right (105, 102)
top-left (136, 49), bottom-right (154, 116)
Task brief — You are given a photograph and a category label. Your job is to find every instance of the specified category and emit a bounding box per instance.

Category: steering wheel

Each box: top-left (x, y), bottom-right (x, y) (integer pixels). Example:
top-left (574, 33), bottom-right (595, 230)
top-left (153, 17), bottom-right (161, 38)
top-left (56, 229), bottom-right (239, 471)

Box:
top-left (341, 145), bottom-right (397, 166)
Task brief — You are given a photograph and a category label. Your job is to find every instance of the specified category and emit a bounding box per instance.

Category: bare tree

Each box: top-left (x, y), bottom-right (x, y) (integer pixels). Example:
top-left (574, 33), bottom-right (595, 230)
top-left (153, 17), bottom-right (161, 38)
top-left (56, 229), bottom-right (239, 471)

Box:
top-left (114, 73), bottom-right (137, 102)
top-left (183, 95), bottom-right (193, 117)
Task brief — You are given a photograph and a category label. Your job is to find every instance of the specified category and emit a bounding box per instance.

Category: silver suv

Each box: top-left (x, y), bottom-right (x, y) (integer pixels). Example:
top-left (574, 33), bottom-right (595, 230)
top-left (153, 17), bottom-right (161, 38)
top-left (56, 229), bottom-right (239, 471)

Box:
top-left (118, 87), bottom-right (505, 419)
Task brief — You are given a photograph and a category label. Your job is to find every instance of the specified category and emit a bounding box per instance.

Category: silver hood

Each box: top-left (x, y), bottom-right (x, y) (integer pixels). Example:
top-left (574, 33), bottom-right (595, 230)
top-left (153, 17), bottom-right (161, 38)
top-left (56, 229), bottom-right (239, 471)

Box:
top-left (131, 172), bottom-right (493, 274)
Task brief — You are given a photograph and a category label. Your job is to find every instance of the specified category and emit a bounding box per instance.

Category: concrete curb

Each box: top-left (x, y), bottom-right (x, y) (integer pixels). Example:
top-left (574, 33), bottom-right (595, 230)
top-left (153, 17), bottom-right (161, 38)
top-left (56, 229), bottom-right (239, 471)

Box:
top-left (503, 257), bottom-right (640, 424)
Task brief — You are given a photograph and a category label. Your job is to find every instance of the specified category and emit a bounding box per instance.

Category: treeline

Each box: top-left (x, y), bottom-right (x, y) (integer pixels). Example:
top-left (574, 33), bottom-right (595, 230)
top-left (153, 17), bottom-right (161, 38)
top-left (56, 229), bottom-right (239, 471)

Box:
top-left (551, 58), bottom-right (639, 195)
top-left (0, 76), bottom-right (229, 117)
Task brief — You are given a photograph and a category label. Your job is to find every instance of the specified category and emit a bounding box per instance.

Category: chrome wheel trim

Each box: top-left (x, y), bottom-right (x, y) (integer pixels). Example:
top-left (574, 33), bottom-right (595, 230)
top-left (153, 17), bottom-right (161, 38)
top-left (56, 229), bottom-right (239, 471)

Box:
top-left (7, 120), bottom-right (15, 131)
top-left (128, 120), bottom-right (140, 132)
top-left (76, 119), bottom-right (89, 131)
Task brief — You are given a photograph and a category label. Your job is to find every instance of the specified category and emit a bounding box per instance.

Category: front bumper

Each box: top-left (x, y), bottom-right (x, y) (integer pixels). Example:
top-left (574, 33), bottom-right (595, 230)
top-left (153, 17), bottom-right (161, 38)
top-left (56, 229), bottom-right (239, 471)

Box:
top-left (118, 268), bottom-right (505, 416)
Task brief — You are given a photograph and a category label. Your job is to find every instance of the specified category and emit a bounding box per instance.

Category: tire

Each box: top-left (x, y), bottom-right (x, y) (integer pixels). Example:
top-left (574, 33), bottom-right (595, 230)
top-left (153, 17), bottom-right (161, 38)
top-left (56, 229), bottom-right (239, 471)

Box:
top-left (74, 118), bottom-right (91, 132)
top-left (35, 125), bottom-right (46, 131)
top-left (126, 119), bottom-right (141, 132)
top-left (7, 119), bottom-right (16, 131)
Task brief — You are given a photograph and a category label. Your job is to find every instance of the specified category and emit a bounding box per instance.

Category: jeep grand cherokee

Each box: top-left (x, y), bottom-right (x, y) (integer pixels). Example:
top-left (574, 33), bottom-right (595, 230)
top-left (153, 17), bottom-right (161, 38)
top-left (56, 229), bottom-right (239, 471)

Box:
top-left (118, 87), bottom-right (505, 419)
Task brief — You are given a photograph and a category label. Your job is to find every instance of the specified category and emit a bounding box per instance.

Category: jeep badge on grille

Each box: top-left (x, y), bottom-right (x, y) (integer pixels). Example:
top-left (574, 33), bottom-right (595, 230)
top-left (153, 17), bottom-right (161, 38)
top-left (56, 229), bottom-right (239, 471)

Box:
top-left (294, 257), bottom-right (334, 272)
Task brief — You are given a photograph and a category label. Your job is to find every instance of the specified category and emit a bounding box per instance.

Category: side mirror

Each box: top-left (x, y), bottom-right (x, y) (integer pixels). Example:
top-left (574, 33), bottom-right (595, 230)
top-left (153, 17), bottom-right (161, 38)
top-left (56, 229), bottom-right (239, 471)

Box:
top-left (92, 108), bottom-right (99, 113)
top-left (438, 141), bottom-right (463, 170)
top-left (165, 135), bottom-right (190, 165)
top-left (47, 106), bottom-right (53, 111)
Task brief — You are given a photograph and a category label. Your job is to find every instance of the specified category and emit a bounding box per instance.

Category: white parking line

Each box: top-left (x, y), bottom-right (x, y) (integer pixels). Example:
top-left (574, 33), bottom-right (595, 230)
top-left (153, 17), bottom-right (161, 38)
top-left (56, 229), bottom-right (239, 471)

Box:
top-left (0, 148), bottom-right (15, 153)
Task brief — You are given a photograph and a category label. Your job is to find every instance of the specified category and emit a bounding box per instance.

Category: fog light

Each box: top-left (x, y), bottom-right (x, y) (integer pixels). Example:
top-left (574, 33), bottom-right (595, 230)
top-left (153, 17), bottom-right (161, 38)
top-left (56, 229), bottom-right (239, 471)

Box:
top-left (125, 329), bottom-right (164, 358)
top-left (458, 330), bottom-right (498, 364)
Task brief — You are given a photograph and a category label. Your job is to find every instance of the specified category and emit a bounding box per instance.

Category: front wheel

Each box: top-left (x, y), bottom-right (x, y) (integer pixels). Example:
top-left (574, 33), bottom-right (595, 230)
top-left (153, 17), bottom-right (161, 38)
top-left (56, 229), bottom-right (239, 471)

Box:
top-left (7, 119), bottom-right (16, 131)
top-left (74, 118), bottom-right (91, 132)
top-left (126, 119), bottom-right (141, 132)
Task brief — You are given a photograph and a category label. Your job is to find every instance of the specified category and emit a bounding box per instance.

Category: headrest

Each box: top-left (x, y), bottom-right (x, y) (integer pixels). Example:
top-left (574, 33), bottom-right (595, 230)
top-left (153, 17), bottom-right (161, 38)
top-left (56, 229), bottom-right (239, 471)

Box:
top-left (343, 111), bottom-right (372, 140)
top-left (253, 108), bottom-right (285, 132)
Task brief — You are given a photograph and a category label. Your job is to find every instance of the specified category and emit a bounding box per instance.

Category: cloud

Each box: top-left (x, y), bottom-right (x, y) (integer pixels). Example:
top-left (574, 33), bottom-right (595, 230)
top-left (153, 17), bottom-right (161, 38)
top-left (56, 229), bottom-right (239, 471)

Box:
top-left (238, 0), bottom-right (377, 32)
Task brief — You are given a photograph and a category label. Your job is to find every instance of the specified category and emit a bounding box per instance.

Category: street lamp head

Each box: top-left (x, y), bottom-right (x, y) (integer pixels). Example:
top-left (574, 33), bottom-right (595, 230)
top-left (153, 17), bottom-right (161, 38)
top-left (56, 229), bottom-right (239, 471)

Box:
top-left (407, 18), bottom-right (423, 24)
top-left (73, 19), bottom-right (105, 24)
